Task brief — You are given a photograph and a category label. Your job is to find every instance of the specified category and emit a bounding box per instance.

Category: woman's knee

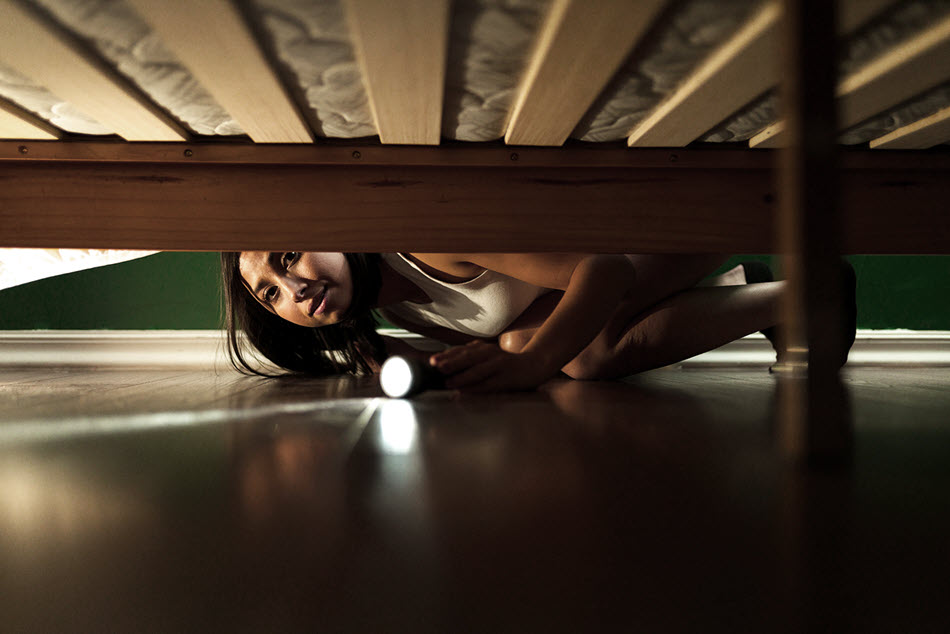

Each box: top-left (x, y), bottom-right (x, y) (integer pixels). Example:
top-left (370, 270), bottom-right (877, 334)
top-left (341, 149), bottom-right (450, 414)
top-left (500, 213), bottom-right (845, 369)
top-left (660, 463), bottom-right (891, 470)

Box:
top-left (498, 329), bottom-right (532, 353)
top-left (501, 329), bottom-right (620, 379)
top-left (562, 345), bottom-right (618, 380)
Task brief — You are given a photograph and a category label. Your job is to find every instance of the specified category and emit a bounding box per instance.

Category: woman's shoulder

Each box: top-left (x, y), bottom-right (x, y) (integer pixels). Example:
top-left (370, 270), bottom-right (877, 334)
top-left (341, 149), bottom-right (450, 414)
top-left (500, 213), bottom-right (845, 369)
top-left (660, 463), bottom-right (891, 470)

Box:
top-left (402, 253), bottom-right (484, 283)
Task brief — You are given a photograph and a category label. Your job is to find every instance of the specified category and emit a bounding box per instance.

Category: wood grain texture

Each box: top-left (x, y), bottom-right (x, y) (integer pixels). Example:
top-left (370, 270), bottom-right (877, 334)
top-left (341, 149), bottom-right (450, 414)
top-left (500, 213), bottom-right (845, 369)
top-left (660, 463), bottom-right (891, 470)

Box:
top-left (1, 149), bottom-right (948, 253)
top-left (752, 11), bottom-right (950, 148)
top-left (5, 140), bottom-right (947, 170)
top-left (3, 366), bottom-right (950, 632)
top-left (344, 0), bottom-right (449, 145)
top-left (0, 0), bottom-right (186, 141)
top-left (506, 0), bottom-right (669, 146)
top-left (870, 105), bottom-right (950, 149)
top-left (0, 162), bottom-right (774, 252)
top-left (749, 120), bottom-right (785, 149)
top-left (0, 140), bottom-right (780, 168)
top-left (627, 2), bottom-right (780, 147)
top-left (127, 0), bottom-right (312, 143)
top-left (0, 99), bottom-right (62, 140)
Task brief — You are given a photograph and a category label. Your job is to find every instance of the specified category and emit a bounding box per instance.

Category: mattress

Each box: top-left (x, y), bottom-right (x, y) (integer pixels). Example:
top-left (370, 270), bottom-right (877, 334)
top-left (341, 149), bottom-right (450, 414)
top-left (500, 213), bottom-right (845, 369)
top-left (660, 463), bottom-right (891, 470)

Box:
top-left (703, 0), bottom-right (950, 144)
top-left (571, 0), bottom-right (765, 142)
top-left (28, 0), bottom-right (243, 136)
top-left (1, 0), bottom-right (947, 146)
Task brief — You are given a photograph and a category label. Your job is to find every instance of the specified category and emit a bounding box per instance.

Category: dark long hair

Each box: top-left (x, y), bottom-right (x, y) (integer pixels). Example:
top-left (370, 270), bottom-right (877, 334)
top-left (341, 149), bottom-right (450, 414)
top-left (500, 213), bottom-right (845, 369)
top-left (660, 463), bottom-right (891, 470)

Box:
top-left (221, 252), bottom-right (387, 377)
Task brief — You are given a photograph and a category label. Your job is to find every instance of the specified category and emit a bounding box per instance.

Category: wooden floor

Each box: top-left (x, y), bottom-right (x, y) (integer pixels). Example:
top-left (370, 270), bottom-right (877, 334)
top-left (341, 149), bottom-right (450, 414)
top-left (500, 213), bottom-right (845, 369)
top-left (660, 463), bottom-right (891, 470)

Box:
top-left (1, 364), bottom-right (948, 632)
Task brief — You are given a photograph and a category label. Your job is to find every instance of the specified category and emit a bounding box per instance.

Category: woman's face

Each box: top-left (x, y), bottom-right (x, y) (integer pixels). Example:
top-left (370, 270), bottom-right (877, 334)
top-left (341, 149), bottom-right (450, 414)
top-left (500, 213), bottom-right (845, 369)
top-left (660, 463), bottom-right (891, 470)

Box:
top-left (239, 252), bottom-right (353, 327)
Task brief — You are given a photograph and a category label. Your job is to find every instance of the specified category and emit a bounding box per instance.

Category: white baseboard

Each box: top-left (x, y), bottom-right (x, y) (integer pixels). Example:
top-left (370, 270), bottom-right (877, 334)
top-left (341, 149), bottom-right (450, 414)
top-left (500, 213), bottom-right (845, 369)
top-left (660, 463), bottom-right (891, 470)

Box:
top-left (680, 330), bottom-right (950, 366)
top-left (0, 330), bottom-right (231, 368)
top-left (1, 329), bottom-right (949, 368)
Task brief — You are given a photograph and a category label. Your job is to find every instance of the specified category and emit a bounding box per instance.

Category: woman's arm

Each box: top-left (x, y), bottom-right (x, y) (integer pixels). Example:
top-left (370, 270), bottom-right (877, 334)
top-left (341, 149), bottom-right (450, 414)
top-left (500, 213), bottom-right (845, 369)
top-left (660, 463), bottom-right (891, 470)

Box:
top-left (379, 310), bottom-right (480, 364)
top-left (381, 335), bottom-right (443, 362)
top-left (425, 254), bottom-right (637, 391)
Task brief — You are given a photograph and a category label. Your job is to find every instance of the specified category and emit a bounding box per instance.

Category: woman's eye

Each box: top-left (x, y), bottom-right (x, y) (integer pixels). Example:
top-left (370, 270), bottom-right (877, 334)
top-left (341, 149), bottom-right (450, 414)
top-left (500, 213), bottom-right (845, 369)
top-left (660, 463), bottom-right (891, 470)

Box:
top-left (264, 286), bottom-right (278, 302)
top-left (281, 252), bottom-right (300, 267)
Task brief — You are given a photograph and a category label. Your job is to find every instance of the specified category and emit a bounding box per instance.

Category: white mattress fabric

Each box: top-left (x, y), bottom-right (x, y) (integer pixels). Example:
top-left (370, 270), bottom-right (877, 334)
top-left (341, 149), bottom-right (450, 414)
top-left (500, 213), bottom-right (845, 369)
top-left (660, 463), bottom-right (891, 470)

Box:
top-left (442, 0), bottom-right (551, 141)
top-left (0, 249), bottom-right (157, 291)
top-left (37, 0), bottom-right (244, 136)
top-left (571, 0), bottom-right (764, 142)
top-left (704, 0), bottom-right (950, 144)
top-left (0, 62), bottom-right (111, 135)
top-left (0, 0), bottom-right (947, 146)
top-left (249, 0), bottom-right (552, 141)
top-left (251, 0), bottom-right (375, 138)
top-left (5, 0), bottom-right (243, 136)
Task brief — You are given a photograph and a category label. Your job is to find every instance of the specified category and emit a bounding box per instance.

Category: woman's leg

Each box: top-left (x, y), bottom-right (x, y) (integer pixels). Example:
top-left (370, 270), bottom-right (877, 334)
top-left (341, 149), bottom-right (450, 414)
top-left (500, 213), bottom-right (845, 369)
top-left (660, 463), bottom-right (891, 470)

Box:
top-left (501, 254), bottom-right (732, 351)
top-left (561, 281), bottom-right (784, 379)
top-left (499, 255), bottom-right (783, 379)
top-left (622, 254), bottom-right (734, 301)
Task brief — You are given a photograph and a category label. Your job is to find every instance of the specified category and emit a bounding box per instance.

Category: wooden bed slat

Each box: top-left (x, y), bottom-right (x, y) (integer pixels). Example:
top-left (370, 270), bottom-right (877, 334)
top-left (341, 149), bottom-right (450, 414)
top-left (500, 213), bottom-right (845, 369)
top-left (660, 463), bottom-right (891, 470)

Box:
top-left (870, 105), bottom-right (950, 149)
top-left (127, 0), bottom-right (312, 144)
top-left (0, 99), bottom-right (63, 140)
top-left (344, 0), bottom-right (449, 145)
top-left (506, 0), bottom-right (668, 146)
top-left (626, 2), bottom-right (780, 148)
top-left (749, 120), bottom-right (785, 148)
top-left (0, 0), bottom-right (187, 141)
top-left (751, 12), bottom-right (950, 148)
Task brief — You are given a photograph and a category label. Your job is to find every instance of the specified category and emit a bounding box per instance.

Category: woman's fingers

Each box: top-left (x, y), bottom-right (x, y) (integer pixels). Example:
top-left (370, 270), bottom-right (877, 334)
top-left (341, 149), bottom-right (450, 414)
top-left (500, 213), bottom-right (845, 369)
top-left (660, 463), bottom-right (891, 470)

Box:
top-left (444, 355), bottom-right (503, 389)
top-left (429, 342), bottom-right (553, 392)
top-left (429, 342), bottom-right (509, 389)
top-left (430, 341), bottom-right (496, 375)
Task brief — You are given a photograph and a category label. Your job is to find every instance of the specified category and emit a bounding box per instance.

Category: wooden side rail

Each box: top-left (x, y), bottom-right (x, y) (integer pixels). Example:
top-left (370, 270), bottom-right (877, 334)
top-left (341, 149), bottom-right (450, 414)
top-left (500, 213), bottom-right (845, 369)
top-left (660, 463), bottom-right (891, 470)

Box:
top-left (1, 142), bottom-right (948, 253)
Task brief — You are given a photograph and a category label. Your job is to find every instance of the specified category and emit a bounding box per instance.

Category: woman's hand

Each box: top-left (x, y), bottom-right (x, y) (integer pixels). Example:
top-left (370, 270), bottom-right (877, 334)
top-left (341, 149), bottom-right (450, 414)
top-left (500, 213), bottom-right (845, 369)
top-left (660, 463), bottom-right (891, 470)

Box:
top-left (429, 341), bottom-right (559, 393)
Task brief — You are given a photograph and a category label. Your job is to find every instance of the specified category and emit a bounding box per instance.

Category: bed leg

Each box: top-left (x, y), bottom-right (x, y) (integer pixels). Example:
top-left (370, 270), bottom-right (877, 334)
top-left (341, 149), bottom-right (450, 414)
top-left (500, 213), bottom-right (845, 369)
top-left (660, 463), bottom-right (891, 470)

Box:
top-left (775, 0), bottom-right (853, 463)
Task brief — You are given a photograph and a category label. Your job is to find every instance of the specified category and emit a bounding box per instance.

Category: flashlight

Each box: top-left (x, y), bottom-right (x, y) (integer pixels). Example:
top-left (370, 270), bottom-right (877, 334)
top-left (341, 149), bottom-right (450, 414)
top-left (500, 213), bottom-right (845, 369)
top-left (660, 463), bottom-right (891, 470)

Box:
top-left (380, 355), bottom-right (446, 398)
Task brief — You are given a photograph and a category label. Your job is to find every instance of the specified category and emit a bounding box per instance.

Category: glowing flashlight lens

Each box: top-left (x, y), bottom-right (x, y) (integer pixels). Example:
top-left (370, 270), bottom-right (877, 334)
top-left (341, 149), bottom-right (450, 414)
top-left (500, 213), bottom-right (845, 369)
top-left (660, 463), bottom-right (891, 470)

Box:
top-left (380, 356), bottom-right (415, 398)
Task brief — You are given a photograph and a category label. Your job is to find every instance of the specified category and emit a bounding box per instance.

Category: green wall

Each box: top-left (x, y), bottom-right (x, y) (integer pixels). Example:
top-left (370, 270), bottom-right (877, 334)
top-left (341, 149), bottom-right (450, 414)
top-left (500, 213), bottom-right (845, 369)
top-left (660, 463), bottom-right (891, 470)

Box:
top-left (0, 253), bottom-right (947, 330)
top-left (0, 252), bottom-right (222, 330)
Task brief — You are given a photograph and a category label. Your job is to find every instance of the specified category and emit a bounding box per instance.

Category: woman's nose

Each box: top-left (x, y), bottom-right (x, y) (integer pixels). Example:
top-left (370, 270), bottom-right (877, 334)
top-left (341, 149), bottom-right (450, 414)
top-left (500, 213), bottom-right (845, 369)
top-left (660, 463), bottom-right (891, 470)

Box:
top-left (283, 278), bottom-right (307, 301)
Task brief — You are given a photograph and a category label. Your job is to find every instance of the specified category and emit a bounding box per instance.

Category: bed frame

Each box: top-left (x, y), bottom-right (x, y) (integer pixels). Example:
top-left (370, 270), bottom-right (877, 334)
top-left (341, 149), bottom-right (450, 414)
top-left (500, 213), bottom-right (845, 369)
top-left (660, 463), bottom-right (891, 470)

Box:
top-left (1, 0), bottom-right (949, 456)
top-left (2, 141), bottom-right (947, 253)
top-left (1, 0), bottom-right (948, 253)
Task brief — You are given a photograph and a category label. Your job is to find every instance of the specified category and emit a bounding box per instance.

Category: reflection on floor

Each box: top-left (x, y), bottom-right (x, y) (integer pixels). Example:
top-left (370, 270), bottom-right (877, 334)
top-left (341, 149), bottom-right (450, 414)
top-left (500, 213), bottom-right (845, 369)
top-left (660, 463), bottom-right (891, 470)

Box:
top-left (1, 365), bottom-right (948, 632)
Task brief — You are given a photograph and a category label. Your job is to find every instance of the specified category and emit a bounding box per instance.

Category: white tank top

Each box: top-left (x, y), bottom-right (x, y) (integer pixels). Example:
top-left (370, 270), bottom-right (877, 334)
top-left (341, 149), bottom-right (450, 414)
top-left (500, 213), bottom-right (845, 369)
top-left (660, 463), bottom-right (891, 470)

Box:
top-left (377, 253), bottom-right (552, 338)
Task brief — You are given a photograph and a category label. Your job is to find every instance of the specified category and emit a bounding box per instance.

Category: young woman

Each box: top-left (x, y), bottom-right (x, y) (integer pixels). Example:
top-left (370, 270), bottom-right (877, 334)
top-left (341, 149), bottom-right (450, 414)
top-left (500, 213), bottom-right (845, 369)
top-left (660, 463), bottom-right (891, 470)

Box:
top-left (221, 252), bottom-right (853, 392)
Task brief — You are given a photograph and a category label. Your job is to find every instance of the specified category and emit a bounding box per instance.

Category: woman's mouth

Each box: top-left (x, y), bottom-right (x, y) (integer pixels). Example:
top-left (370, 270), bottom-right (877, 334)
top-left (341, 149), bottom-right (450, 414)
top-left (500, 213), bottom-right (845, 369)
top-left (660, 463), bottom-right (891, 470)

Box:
top-left (309, 286), bottom-right (328, 316)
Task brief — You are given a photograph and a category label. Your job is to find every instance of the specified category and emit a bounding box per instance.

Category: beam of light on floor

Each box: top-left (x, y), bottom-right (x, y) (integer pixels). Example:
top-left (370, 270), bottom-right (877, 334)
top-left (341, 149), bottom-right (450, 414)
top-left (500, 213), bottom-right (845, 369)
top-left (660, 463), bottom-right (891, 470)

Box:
top-left (378, 399), bottom-right (419, 455)
top-left (0, 398), bottom-right (381, 446)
